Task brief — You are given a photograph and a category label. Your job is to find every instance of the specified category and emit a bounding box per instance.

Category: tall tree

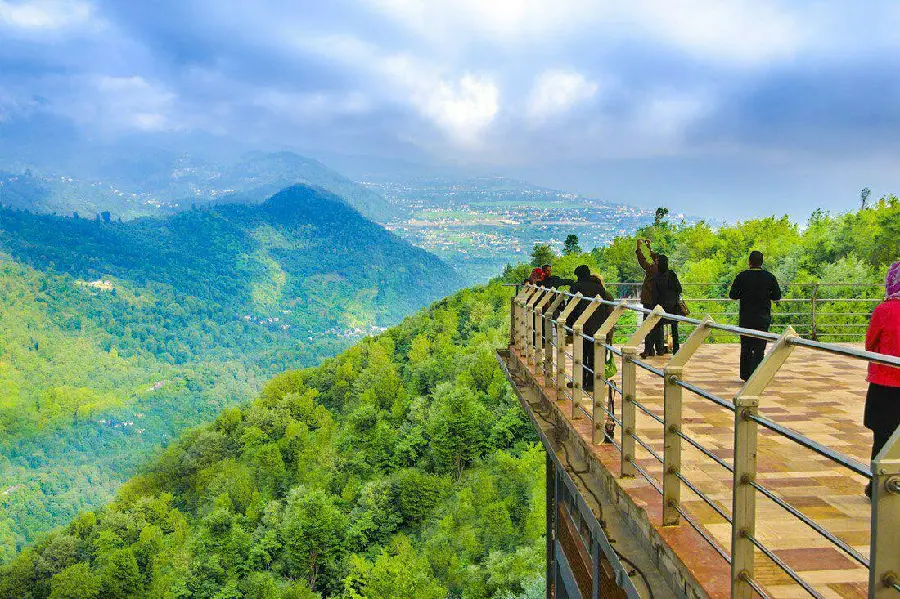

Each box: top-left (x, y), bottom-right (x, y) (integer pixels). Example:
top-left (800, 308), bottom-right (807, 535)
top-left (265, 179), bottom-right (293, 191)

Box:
top-left (562, 235), bottom-right (581, 256)
top-left (860, 187), bottom-right (871, 210)
top-left (530, 244), bottom-right (555, 267)
top-left (654, 207), bottom-right (669, 226)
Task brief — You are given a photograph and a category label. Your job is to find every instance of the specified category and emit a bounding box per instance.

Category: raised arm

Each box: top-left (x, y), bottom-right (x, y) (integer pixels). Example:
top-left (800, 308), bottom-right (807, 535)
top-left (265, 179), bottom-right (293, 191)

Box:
top-left (636, 239), bottom-right (651, 272)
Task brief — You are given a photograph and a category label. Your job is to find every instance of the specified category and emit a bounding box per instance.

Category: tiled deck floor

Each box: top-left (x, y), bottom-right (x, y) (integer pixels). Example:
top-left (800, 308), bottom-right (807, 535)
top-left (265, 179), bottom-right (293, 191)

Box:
top-left (516, 342), bottom-right (873, 599)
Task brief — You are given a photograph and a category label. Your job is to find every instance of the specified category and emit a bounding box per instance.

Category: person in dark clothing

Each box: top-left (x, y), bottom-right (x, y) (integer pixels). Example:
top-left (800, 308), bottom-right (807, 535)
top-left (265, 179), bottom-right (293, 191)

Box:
top-left (729, 251), bottom-right (782, 381)
top-left (533, 264), bottom-right (575, 348)
top-left (648, 254), bottom-right (683, 356)
top-left (636, 239), bottom-right (661, 356)
top-left (566, 265), bottom-right (614, 392)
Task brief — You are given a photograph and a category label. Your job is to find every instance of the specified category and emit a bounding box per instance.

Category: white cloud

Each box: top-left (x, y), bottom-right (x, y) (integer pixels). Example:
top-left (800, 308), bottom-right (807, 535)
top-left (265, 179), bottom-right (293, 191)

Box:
top-left (621, 0), bottom-right (804, 66)
top-left (418, 74), bottom-right (499, 145)
top-left (369, 0), bottom-right (595, 42)
top-left (252, 89), bottom-right (372, 122)
top-left (369, 0), bottom-right (807, 66)
top-left (56, 75), bottom-right (177, 132)
top-left (0, 0), bottom-right (94, 30)
top-left (527, 70), bottom-right (598, 122)
top-left (631, 92), bottom-right (712, 151)
top-left (382, 56), bottom-right (499, 145)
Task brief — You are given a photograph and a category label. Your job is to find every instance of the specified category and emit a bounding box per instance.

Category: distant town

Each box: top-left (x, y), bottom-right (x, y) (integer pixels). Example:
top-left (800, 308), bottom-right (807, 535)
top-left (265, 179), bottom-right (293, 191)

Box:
top-left (365, 177), bottom-right (675, 281)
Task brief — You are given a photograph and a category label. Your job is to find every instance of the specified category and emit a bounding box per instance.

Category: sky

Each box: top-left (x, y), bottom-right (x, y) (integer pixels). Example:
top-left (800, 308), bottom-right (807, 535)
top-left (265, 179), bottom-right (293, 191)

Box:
top-left (1, 0), bottom-right (899, 219)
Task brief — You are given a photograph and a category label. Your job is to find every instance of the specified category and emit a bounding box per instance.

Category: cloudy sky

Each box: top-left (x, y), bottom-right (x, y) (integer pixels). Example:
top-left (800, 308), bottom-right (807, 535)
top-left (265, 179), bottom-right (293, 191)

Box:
top-left (1, 0), bottom-right (899, 219)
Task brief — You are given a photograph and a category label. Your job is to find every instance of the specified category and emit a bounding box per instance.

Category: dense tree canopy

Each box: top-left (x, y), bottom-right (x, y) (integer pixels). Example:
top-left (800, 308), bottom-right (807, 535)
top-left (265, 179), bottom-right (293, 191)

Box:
top-left (0, 280), bottom-right (545, 599)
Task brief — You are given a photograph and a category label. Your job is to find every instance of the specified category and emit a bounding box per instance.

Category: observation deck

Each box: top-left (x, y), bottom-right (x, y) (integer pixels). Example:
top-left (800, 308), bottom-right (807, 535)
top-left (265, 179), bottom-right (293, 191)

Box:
top-left (497, 284), bottom-right (900, 599)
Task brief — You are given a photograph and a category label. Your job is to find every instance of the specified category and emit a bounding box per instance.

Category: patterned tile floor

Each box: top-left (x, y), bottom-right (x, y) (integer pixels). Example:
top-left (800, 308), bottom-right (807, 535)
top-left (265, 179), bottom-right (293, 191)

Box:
top-left (514, 342), bottom-right (875, 599)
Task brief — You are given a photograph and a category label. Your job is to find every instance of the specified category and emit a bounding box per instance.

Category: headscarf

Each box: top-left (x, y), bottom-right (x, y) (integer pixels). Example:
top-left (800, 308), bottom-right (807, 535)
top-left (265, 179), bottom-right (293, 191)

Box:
top-left (887, 261), bottom-right (900, 300)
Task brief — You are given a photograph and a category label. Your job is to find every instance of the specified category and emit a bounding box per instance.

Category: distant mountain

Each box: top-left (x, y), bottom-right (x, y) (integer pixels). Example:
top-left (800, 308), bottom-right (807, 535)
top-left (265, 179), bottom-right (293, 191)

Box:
top-left (0, 184), bottom-right (461, 555)
top-left (0, 149), bottom-right (399, 223)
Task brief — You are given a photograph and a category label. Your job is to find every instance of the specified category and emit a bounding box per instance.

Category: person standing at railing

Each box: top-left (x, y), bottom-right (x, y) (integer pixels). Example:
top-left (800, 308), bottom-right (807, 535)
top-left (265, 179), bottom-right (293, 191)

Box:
top-left (650, 254), bottom-right (683, 355)
top-left (636, 239), bottom-right (661, 357)
top-left (729, 250), bottom-right (782, 381)
top-left (863, 260), bottom-right (900, 498)
top-left (566, 265), bottom-right (614, 392)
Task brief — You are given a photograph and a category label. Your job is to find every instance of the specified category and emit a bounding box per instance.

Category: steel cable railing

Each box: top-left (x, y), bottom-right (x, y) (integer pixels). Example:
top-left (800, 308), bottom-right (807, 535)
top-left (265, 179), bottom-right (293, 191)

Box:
top-left (510, 283), bottom-right (900, 599)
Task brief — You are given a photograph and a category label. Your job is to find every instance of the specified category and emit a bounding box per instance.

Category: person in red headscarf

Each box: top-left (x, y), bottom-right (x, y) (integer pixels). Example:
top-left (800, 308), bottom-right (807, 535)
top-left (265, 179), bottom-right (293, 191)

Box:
top-left (864, 260), bottom-right (900, 497)
top-left (527, 266), bottom-right (547, 285)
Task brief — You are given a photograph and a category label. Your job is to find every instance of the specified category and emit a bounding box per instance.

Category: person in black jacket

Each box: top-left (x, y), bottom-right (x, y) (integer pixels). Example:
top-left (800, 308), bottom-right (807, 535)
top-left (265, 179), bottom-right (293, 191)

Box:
top-left (645, 254), bottom-right (682, 356)
top-left (566, 265), bottom-right (614, 391)
top-left (729, 250), bottom-right (782, 381)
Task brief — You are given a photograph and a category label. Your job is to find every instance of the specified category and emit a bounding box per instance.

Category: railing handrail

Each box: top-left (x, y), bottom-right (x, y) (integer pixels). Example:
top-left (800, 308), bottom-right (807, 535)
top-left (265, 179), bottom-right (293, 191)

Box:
top-left (531, 285), bottom-right (900, 369)
top-left (503, 281), bottom-right (884, 288)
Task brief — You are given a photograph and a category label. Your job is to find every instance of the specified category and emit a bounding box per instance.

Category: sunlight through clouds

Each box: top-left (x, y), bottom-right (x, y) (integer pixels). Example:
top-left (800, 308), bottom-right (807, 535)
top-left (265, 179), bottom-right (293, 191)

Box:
top-left (527, 70), bottom-right (598, 123)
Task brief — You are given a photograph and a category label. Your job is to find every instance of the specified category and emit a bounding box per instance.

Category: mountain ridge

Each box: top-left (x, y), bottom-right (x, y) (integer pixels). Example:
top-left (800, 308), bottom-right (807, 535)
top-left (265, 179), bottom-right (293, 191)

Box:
top-left (0, 183), bottom-right (461, 557)
top-left (0, 149), bottom-right (399, 223)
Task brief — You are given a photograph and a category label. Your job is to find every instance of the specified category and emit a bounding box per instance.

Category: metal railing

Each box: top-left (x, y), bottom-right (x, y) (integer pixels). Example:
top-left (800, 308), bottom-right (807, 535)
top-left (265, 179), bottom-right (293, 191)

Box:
top-left (508, 281), bottom-right (883, 342)
top-left (512, 284), bottom-right (900, 598)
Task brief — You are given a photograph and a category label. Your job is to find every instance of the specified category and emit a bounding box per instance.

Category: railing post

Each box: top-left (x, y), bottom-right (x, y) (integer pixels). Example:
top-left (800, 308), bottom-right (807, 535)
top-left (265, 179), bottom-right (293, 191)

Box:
top-left (515, 287), bottom-right (533, 351)
top-left (811, 282), bottom-right (819, 341)
top-left (869, 426), bottom-right (900, 598)
top-left (571, 301), bottom-right (599, 420)
top-left (512, 286), bottom-right (529, 348)
top-left (731, 327), bottom-right (797, 598)
top-left (620, 305), bottom-right (665, 477)
top-left (592, 304), bottom-right (628, 445)
top-left (620, 349), bottom-right (637, 477)
top-left (510, 291), bottom-right (517, 347)
top-left (544, 293), bottom-right (565, 380)
top-left (555, 294), bottom-right (581, 403)
top-left (572, 325), bottom-right (582, 419)
top-left (662, 315), bottom-right (716, 525)
top-left (534, 292), bottom-right (547, 369)
top-left (525, 289), bottom-right (545, 365)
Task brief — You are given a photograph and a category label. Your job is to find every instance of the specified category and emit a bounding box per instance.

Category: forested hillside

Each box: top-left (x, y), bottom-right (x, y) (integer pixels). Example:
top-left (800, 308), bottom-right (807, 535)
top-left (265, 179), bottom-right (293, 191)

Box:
top-left (0, 281), bottom-right (546, 599)
top-left (0, 185), bottom-right (461, 559)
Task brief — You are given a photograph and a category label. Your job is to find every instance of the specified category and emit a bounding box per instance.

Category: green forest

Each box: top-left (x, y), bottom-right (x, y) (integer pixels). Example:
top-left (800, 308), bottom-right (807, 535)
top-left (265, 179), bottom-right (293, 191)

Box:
top-left (1, 196), bottom-right (898, 598)
top-left (0, 185), bottom-right (461, 559)
top-left (0, 280), bottom-right (545, 599)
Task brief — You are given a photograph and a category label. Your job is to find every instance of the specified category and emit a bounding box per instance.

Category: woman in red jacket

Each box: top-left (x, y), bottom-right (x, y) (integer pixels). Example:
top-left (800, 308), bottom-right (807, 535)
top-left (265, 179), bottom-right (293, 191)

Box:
top-left (864, 260), bottom-right (900, 497)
